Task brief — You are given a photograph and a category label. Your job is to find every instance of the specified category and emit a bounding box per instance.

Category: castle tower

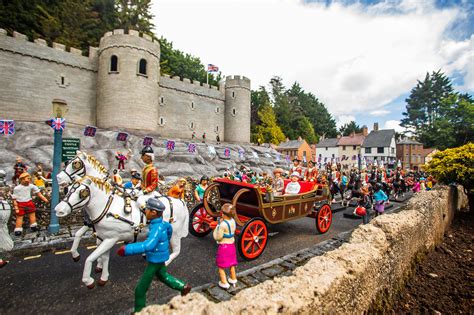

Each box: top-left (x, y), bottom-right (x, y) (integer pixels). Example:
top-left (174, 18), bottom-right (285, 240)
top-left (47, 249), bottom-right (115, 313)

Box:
top-left (224, 75), bottom-right (251, 143)
top-left (96, 29), bottom-right (160, 131)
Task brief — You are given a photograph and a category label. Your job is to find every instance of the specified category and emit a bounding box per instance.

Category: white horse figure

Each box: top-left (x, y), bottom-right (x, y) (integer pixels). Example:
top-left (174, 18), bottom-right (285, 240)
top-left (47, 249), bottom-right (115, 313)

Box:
top-left (55, 176), bottom-right (189, 288)
top-left (57, 151), bottom-right (109, 263)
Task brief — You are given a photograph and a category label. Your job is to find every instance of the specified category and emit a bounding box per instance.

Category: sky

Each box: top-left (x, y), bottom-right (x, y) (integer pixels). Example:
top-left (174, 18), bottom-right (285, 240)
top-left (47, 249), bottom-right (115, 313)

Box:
top-left (151, 0), bottom-right (473, 132)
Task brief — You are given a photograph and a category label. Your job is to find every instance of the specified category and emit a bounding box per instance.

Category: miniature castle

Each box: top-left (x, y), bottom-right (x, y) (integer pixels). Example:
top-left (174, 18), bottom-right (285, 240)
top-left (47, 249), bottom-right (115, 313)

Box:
top-left (0, 29), bottom-right (251, 142)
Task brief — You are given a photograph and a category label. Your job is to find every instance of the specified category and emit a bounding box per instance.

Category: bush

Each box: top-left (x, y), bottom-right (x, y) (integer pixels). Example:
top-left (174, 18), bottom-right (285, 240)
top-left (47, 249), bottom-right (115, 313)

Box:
top-left (424, 143), bottom-right (474, 192)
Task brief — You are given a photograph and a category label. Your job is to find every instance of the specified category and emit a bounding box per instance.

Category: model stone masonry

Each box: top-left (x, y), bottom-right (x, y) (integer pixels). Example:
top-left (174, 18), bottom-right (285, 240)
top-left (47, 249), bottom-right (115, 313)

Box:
top-left (0, 29), bottom-right (251, 143)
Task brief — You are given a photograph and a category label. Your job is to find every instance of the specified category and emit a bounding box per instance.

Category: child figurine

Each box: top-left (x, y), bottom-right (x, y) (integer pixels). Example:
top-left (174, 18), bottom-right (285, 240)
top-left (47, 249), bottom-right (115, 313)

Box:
top-left (194, 176), bottom-right (209, 202)
top-left (285, 172), bottom-right (301, 195)
top-left (0, 189), bottom-right (13, 267)
top-left (12, 172), bottom-right (48, 236)
top-left (117, 198), bottom-right (191, 313)
top-left (272, 168), bottom-right (285, 196)
top-left (373, 183), bottom-right (388, 216)
top-left (212, 203), bottom-right (238, 289)
top-left (167, 178), bottom-right (186, 200)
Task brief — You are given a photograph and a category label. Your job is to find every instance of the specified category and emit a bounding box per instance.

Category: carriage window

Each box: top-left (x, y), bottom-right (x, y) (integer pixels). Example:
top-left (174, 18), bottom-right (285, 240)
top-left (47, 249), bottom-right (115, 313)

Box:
top-left (110, 55), bottom-right (118, 72)
top-left (138, 59), bottom-right (147, 76)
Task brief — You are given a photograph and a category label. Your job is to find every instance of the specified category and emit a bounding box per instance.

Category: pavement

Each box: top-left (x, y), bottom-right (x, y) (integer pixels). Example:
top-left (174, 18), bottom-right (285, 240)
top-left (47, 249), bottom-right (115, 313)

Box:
top-left (0, 193), bottom-right (412, 315)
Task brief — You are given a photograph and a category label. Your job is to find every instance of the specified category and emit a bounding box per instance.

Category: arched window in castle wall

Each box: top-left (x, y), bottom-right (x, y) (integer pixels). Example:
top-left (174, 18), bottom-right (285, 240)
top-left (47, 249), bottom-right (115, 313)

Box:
top-left (110, 55), bottom-right (118, 72)
top-left (138, 59), bottom-right (147, 76)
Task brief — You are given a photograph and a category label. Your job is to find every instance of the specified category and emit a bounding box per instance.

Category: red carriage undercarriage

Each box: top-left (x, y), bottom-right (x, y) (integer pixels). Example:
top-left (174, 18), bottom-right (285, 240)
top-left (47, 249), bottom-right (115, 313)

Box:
top-left (189, 178), bottom-right (333, 260)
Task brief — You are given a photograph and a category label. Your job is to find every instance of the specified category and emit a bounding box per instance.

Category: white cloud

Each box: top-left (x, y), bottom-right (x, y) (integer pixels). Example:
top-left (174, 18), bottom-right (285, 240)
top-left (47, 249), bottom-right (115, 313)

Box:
top-left (335, 115), bottom-right (355, 128)
top-left (152, 0), bottom-right (473, 121)
top-left (369, 109), bottom-right (391, 117)
top-left (383, 120), bottom-right (405, 132)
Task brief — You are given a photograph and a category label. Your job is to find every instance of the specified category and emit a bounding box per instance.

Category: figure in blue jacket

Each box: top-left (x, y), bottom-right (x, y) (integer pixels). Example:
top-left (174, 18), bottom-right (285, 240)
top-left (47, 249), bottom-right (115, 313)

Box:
top-left (117, 198), bottom-right (191, 313)
top-left (373, 183), bottom-right (388, 216)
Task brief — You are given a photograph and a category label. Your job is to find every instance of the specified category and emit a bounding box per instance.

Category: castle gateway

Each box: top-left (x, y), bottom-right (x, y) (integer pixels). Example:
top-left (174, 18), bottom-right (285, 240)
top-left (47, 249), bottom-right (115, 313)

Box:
top-left (0, 29), bottom-right (251, 143)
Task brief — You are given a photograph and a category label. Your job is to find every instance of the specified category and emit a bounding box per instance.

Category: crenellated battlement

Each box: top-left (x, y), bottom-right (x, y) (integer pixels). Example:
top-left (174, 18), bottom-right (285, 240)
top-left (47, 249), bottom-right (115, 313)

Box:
top-left (225, 75), bottom-right (251, 90)
top-left (159, 75), bottom-right (224, 100)
top-left (0, 28), bottom-right (98, 70)
top-left (99, 29), bottom-right (160, 50)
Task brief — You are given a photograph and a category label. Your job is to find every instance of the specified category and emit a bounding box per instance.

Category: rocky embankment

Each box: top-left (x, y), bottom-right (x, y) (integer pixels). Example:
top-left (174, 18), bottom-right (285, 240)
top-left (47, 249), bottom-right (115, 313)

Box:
top-left (1, 122), bottom-right (287, 181)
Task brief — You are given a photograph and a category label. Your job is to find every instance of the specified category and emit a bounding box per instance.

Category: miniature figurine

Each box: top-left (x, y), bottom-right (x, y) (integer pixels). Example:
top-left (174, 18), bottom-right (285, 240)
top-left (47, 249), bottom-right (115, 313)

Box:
top-left (373, 183), bottom-right (388, 216)
top-left (194, 176), bottom-right (209, 202)
top-left (12, 157), bottom-right (27, 185)
top-left (112, 169), bottom-right (123, 186)
top-left (0, 189), bottom-right (13, 267)
top-left (168, 178), bottom-right (186, 200)
top-left (304, 160), bottom-right (318, 182)
top-left (115, 150), bottom-right (131, 171)
top-left (290, 158), bottom-right (302, 177)
top-left (117, 198), bottom-right (191, 313)
top-left (12, 172), bottom-right (49, 235)
top-left (140, 146), bottom-right (159, 194)
top-left (285, 172), bottom-right (301, 195)
top-left (0, 170), bottom-right (7, 187)
top-left (272, 168), bottom-right (285, 196)
top-left (123, 172), bottom-right (141, 190)
top-left (211, 203), bottom-right (238, 289)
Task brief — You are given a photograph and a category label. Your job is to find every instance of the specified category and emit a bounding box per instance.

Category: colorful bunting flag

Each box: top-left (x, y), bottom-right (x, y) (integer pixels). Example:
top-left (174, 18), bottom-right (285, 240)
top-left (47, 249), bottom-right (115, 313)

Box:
top-left (224, 148), bottom-right (231, 158)
top-left (84, 125), bottom-right (96, 137)
top-left (238, 149), bottom-right (245, 158)
top-left (252, 151), bottom-right (259, 159)
top-left (0, 120), bottom-right (14, 135)
top-left (51, 118), bottom-right (65, 131)
top-left (208, 145), bottom-right (216, 155)
top-left (143, 136), bottom-right (153, 146)
top-left (116, 132), bottom-right (128, 141)
top-left (188, 143), bottom-right (196, 153)
top-left (166, 140), bottom-right (175, 151)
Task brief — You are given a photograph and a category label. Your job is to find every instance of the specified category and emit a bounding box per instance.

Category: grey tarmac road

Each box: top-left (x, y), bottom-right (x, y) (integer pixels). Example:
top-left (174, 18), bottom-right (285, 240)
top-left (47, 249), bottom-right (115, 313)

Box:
top-left (0, 198), bottom-right (410, 315)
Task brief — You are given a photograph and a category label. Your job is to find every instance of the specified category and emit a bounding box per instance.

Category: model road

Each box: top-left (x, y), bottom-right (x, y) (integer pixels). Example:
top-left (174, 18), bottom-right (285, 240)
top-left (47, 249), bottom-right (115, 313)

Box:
top-left (1, 198), bottom-right (410, 315)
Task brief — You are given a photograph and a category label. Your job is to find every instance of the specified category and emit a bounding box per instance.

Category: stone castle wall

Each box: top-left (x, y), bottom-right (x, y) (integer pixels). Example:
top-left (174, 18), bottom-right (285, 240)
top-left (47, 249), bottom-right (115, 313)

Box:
top-left (0, 30), bottom-right (97, 126)
top-left (0, 29), bottom-right (251, 142)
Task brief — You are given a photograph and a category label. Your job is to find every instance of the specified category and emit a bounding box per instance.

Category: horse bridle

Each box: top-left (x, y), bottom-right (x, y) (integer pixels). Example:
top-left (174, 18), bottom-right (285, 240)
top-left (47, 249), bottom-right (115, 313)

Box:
top-left (63, 182), bottom-right (91, 212)
top-left (63, 158), bottom-right (86, 182)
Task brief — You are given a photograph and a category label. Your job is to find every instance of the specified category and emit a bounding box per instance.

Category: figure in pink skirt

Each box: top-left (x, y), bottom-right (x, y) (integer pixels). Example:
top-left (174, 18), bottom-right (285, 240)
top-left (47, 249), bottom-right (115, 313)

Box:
top-left (211, 203), bottom-right (238, 289)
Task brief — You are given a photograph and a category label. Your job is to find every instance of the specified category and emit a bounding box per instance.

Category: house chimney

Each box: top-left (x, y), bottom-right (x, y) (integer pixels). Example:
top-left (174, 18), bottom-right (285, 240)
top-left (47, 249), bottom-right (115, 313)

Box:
top-left (373, 122), bottom-right (379, 131)
top-left (297, 136), bottom-right (302, 141)
top-left (350, 131), bottom-right (355, 137)
top-left (336, 134), bottom-right (341, 139)
top-left (362, 125), bottom-right (368, 136)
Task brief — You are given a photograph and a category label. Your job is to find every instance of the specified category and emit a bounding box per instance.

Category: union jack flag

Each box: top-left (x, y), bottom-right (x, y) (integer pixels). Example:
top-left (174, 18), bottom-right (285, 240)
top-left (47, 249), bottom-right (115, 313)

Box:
top-left (188, 143), bottom-right (196, 153)
top-left (224, 148), bottom-right (231, 158)
top-left (116, 132), bottom-right (128, 142)
top-left (143, 136), bottom-right (153, 146)
top-left (166, 140), bottom-right (175, 151)
top-left (207, 64), bottom-right (219, 72)
top-left (0, 120), bottom-right (14, 135)
top-left (51, 118), bottom-right (65, 131)
top-left (238, 149), bottom-right (245, 158)
top-left (84, 126), bottom-right (96, 137)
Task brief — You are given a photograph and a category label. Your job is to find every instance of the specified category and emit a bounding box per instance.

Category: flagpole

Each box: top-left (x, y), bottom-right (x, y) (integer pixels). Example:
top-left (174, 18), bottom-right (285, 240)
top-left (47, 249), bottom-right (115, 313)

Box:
top-left (206, 70), bottom-right (209, 85)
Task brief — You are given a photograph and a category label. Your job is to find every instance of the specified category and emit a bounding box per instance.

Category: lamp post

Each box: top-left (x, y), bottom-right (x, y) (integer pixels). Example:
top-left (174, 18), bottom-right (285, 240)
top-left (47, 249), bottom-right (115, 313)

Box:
top-left (49, 99), bottom-right (68, 234)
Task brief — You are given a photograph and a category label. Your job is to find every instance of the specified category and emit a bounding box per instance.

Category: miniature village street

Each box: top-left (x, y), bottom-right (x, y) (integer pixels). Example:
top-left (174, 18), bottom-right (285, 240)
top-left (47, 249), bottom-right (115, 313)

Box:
top-left (1, 196), bottom-right (411, 315)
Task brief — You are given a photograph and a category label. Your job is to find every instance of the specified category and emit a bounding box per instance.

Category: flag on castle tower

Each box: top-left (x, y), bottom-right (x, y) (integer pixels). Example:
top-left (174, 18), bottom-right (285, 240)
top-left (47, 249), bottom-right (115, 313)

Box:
top-left (0, 120), bottom-right (14, 135)
top-left (207, 64), bottom-right (219, 72)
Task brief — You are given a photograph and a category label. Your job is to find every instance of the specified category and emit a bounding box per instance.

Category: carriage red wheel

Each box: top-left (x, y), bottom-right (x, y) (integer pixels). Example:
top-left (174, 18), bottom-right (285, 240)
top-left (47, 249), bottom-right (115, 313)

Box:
top-left (189, 203), bottom-right (215, 237)
top-left (316, 204), bottom-right (332, 234)
top-left (238, 218), bottom-right (268, 260)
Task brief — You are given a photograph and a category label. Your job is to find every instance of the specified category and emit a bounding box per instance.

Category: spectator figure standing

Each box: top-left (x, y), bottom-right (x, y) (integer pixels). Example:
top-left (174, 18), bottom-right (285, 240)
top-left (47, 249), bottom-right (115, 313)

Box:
top-left (194, 176), bottom-right (209, 202)
top-left (216, 134), bottom-right (220, 144)
top-left (202, 132), bottom-right (206, 143)
top-left (0, 189), bottom-right (13, 267)
top-left (13, 157), bottom-right (27, 185)
top-left (12, 173), bottom-right (49, 236)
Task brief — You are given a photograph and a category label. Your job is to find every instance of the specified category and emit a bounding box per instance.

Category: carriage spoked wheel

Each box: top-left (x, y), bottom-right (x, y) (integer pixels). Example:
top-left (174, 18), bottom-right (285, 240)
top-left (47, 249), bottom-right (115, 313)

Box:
top-left (189, 203), bottom-right (216, 237)
top-left (316, 204), bottom-right (332, 234)
top-left (238, 218), bottom-right (268, 260)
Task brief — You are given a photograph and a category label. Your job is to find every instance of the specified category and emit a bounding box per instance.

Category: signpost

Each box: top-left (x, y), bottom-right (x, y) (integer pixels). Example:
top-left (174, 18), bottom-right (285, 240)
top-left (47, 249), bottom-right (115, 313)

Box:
top-left (61, 138), bottom-right (80, 162)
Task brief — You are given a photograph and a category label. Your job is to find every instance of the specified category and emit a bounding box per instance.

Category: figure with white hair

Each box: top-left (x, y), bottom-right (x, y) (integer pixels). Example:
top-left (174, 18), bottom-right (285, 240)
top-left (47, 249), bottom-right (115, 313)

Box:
top-left (285, 172), bottom-right (301, 195)
top-left (140, 146), bottom-right (159, 194)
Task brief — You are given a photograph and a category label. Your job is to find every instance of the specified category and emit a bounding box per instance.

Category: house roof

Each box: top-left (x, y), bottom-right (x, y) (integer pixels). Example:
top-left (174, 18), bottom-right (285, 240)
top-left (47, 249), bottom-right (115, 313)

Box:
top-left (337, 134), bottom-right (365, 146)
top-left (362, 129), bottom-right (395, 147)
top-left (316, 138), bottom-right (339, 148)
top-left (422, 148), bottom-right (436, 156)
top-left (277, 139), bottom-right (305, 150)
top-left (397, 138), bottom-right (422, 145)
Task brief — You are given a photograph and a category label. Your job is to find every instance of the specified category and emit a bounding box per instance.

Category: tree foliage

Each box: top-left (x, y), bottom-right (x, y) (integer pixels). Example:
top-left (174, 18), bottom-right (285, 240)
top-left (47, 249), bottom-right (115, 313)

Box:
top-left (251, 88), bottom-right (286, 145)
top-left (0, 0), bottom-right (217, 83)
top-left (339, 121), bottom-right (362, 136)
top-left (262, 76), bottom-right (336, 144)
top-left (401, 70), bottom-right (473, 149)
top-left (424, 143), bottom-right (474, 191)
